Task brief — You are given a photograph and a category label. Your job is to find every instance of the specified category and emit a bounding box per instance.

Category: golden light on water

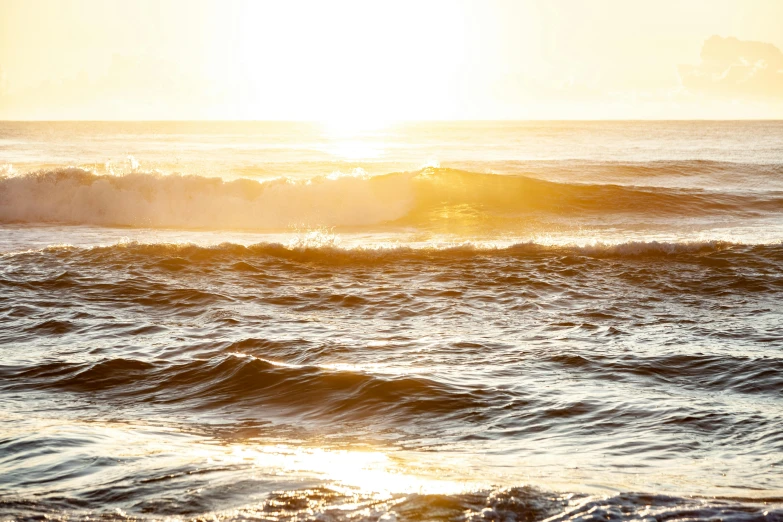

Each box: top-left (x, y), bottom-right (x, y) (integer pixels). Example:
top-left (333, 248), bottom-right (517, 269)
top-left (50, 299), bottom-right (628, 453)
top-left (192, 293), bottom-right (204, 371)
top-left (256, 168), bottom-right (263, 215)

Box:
top-left (203, 444), bottom-right (473, 496)
top-left (3, 411), bottom-right (473, 500)
top-left (320, 120), bottom-right (389, 160)
top-left (324, 140), bottom-right (385, 161)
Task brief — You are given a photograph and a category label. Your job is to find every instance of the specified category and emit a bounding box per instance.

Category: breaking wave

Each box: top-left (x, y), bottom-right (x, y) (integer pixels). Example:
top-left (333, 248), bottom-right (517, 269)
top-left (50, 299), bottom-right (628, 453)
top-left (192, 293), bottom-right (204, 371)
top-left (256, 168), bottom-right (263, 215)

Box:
top-left (2, 166), bottom-right (782, 229)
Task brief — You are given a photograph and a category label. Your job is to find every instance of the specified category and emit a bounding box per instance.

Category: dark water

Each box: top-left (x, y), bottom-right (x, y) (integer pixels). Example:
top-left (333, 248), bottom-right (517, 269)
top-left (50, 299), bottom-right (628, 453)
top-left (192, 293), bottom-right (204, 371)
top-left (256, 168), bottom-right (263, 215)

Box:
top-left (1, 121), bottom-right (782, 520)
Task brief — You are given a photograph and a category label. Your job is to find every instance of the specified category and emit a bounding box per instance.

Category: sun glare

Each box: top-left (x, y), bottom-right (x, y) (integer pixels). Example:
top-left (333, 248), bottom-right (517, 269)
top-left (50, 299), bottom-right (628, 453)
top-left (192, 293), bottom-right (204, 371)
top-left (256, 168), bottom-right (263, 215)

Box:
top-left (319, 119), bottom-right (391, 159)
top-left (201, 444), bottom-right (472, 496)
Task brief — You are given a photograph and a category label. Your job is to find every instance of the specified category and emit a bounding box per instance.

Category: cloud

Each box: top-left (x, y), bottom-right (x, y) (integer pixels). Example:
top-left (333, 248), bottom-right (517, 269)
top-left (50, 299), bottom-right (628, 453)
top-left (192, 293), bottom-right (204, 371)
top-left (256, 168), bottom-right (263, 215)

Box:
top-left (679, 36), bottom-right (783, 99)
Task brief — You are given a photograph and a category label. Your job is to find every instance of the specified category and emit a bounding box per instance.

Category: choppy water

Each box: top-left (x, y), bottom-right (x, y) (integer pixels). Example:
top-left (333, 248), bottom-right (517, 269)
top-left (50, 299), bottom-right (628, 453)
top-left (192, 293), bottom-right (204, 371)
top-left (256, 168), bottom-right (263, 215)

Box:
top-left (1, 121), bottom-right (782, 521)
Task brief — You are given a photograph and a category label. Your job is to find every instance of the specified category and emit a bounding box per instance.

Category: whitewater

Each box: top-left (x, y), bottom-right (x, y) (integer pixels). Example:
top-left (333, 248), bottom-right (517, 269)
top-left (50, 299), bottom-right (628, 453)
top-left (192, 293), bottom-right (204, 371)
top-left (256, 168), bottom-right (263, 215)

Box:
top-left (1, 121), bottom-right (782, 521)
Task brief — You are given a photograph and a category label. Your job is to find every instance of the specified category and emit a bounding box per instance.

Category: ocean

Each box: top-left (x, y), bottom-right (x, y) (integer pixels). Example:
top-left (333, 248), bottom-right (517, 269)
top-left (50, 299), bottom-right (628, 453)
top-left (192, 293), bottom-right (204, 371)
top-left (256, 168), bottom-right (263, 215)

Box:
top-left (1, 121), bottom-right (782, 521)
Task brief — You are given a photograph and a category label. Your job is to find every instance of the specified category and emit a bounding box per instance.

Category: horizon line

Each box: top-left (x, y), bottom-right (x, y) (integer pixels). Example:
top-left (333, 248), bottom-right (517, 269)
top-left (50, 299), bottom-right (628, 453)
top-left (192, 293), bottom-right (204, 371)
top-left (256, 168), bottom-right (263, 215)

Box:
top-left (3, 118), bottom-right (783, 123)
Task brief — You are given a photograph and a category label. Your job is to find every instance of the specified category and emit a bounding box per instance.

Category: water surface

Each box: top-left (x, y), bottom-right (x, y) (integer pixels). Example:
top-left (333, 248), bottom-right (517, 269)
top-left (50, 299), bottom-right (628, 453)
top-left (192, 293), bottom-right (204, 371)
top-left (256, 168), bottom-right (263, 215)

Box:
top-left (1, 121), bottom-right (782, 521)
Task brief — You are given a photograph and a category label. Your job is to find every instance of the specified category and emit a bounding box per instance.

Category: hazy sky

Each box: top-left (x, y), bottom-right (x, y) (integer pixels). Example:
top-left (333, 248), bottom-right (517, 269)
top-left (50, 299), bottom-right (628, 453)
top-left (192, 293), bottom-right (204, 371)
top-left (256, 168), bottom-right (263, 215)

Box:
top-left (1, 0), bottom-right (782, 120)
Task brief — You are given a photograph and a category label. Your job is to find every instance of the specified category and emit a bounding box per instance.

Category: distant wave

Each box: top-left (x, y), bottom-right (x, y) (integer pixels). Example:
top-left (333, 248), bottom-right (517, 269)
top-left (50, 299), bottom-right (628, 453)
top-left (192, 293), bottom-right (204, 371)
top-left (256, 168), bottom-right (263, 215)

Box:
top-left (2, 166), bottom-right (781, 230)
top-left (464, 158), bottom-right (783, 182)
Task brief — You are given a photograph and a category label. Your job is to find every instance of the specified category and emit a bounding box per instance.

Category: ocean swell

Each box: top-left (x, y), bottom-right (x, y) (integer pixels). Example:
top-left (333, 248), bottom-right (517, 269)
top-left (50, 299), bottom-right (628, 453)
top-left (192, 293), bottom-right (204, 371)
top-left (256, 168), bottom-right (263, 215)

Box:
top-left (0, 353), bottom-right (493, 425)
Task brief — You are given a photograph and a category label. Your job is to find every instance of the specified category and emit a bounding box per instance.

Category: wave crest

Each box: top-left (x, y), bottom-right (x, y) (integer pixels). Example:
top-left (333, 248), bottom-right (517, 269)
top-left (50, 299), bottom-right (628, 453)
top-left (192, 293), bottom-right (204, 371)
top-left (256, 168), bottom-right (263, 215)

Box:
top-left (6, 238), bottom-right (783, 266)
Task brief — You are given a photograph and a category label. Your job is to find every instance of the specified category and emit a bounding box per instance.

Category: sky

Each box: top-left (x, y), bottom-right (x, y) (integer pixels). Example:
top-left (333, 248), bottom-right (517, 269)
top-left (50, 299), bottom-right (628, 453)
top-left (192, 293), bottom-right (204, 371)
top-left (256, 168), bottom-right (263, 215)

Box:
top-left (1, 0), bottom-right (782, 120)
